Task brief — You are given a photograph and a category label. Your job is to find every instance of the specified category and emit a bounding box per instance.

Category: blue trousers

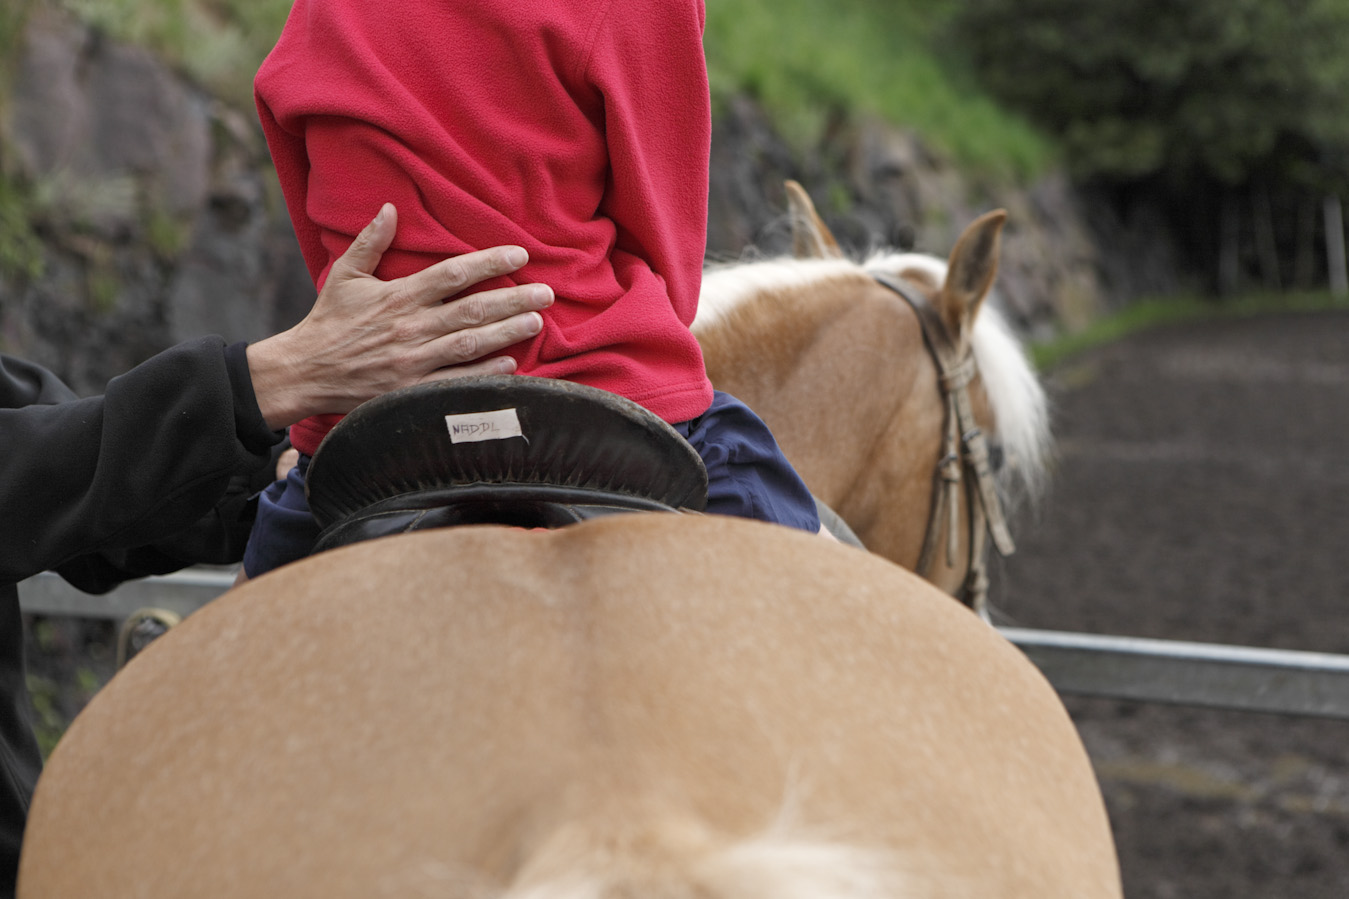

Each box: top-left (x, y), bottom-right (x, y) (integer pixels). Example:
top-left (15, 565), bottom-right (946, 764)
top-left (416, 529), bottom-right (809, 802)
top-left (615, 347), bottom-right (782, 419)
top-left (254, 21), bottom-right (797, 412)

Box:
top-left (243, 390), bottom-right (820, 577)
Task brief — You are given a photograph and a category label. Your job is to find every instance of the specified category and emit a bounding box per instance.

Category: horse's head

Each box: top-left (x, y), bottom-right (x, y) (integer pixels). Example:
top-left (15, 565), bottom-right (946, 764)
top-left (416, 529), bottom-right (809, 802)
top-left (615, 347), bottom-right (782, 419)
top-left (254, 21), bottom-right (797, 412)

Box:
top-left (785, 179), bottom-right (1002, 353)
top-left (697, 183), bottom-right (1049, 612)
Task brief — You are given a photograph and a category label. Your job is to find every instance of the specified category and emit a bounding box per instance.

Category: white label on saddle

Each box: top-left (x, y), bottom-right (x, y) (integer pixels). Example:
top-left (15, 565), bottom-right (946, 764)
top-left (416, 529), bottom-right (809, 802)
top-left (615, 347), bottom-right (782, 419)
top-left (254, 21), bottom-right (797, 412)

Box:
top-left (445, 408), bottom-right (524, 443)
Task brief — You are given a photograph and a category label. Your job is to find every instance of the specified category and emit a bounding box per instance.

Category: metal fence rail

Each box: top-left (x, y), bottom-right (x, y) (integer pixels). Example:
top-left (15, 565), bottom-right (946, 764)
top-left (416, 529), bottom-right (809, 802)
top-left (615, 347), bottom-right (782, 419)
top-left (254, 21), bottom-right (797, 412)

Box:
top-left (1001, 627), bottom-right (1349, 720)
top-left (19, 571), bottom-right (1349, 719)
top-left (18, 569), bottom-right (235, 622)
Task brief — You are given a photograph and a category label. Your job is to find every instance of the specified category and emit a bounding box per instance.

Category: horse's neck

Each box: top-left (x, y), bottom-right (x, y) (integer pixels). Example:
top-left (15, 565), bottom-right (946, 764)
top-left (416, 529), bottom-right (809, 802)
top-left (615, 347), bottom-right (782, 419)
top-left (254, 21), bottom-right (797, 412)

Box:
top-left (697, 266), bottom-right (879, 399)
top-left (696, 268), bottom-right (937, 509)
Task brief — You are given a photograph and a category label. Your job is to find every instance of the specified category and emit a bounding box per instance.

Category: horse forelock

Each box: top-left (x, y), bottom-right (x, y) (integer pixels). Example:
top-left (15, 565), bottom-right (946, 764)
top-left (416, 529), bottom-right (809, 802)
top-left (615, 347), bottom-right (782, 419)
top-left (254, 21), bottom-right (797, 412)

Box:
top-left (864, 251), bottom-right (947, 291)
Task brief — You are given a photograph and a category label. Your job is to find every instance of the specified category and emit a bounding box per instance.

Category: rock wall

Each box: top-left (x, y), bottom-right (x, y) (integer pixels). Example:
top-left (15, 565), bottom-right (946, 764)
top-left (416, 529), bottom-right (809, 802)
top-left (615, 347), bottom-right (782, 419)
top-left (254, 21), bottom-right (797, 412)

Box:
top-left (0, 9), bottom-right (1180, 393)
top-left (0, 9), bottom-right (310, 394)
top-left (705, 97), bottom-right (1149, 339)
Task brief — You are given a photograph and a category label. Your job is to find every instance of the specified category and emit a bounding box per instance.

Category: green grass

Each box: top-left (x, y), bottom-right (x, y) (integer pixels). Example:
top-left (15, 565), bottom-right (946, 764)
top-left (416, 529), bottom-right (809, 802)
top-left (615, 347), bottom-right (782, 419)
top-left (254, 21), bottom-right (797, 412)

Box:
top-left (1029, 290), bottom-right (1349, 371)
top-left (704, 0), bottom-right (1053, 182)
top-left (0, 1), bottom-right (35, 61)
top-left (50, 0), bottom-right (1054, 185)
top-left (0, 172), bottom-right (44, 282)
top-left (56, 0), bottom-right (291, 109)
top-left (0, 0), bottom-right (37, 122)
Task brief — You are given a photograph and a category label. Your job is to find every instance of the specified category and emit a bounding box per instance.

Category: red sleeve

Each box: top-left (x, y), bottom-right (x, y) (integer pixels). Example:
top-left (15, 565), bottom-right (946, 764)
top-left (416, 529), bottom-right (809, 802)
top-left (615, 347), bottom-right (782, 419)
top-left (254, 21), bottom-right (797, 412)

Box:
top-left (584, 0), bottom-right (710, 321)
top-left (255, 80), bottom-right (330, 288)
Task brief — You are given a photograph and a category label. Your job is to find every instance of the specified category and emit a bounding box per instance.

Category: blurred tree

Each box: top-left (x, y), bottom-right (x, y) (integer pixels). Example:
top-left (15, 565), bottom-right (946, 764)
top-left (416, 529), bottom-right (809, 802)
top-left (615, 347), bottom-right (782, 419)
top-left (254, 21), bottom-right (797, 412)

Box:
top-left (953, 0), bottom-right (1349, 188)
top-left (952, 0), bottom-right (1349, 294)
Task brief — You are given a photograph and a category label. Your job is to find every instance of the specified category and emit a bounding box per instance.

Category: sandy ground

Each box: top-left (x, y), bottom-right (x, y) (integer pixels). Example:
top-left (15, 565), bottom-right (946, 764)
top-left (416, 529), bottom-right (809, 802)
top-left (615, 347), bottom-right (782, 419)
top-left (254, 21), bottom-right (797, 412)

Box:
top-left (22, 308), bottom-right (1349, 897)
top-left (988, 309), bottom-right (1349, 898)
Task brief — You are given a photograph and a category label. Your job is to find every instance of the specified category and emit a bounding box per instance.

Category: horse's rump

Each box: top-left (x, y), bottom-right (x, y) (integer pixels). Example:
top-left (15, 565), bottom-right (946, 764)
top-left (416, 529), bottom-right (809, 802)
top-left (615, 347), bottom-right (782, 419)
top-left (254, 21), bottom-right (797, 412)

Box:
top-left (19, 516), bottom-right (1119, 898)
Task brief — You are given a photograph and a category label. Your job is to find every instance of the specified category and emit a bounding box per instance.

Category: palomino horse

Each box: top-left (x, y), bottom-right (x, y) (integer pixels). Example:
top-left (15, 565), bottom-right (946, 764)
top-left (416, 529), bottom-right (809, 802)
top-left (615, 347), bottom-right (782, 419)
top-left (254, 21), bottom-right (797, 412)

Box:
top-left (19, 515), bottom-right (1121, 898)
top-left (694, 184), bottom-right (1050, 611)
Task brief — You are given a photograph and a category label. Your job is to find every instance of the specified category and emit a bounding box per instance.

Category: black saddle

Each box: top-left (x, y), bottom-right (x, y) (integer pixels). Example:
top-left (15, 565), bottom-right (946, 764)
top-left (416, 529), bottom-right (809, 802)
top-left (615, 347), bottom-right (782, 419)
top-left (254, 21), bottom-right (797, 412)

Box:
top-left (305, 375), bottom-right (709, 554)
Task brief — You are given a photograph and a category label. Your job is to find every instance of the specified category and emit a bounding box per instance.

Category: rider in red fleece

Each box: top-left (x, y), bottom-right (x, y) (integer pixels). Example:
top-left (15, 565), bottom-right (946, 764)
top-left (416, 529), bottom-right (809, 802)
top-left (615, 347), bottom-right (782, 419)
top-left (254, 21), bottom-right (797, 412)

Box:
top-left (244, 0), bottom-right (821, 576)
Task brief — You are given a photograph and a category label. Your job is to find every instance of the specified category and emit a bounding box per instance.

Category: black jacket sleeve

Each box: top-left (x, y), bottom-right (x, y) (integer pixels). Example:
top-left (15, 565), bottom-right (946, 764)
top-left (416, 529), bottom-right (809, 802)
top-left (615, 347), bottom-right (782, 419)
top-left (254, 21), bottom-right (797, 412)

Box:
top-left (0, 338), bottom-right (284, 588)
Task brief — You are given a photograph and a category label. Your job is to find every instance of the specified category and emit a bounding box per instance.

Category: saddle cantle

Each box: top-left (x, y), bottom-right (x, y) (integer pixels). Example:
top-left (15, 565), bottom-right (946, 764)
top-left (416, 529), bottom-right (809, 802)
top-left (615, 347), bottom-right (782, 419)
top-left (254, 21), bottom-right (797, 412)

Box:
top-left (305, 375), bottom-right (709, 553)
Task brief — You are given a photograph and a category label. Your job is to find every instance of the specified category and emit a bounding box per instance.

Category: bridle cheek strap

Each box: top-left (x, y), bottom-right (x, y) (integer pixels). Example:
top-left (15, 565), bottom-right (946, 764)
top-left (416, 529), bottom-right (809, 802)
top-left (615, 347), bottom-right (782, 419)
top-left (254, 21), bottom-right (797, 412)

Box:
top-left (871, 273), bottom-right (1016, 618)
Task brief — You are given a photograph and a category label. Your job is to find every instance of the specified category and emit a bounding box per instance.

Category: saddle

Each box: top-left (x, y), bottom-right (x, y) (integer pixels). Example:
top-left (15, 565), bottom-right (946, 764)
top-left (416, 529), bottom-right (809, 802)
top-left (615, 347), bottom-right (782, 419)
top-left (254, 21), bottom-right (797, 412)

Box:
top-left (305, 375), bottom-right (709, 554)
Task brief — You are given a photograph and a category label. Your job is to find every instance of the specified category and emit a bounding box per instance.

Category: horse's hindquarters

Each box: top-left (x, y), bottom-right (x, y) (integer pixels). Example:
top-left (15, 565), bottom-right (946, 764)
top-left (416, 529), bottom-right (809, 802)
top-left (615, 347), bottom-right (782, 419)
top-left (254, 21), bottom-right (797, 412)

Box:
top-left (19, 517), bottom-right (1120, 898)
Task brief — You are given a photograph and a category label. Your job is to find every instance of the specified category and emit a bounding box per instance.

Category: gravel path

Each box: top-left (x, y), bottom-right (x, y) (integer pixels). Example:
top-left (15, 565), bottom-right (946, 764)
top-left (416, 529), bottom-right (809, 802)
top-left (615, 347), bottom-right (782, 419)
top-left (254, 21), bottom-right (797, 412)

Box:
top-left (988, 309), bottom-right (1349, 898)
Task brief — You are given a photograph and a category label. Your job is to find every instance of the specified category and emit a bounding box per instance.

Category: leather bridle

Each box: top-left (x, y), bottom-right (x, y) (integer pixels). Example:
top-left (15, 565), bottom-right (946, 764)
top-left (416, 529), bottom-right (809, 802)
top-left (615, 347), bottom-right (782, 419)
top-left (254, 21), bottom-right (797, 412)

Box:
top-left (871, 272), bottom-right (1016, 619)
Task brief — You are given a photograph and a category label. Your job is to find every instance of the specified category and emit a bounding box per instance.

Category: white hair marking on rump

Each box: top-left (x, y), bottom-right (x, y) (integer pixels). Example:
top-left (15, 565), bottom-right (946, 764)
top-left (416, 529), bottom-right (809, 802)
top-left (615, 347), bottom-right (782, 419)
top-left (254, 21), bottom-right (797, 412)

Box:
top-left (497, 809), bottom-right (927, 899)
top-left (500, 838), bottom-right (916, 899)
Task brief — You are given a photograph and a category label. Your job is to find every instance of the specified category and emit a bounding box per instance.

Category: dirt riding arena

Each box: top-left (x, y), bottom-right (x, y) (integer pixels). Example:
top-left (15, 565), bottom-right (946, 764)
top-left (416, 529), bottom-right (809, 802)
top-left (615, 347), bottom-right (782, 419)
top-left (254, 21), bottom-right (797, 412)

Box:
top-left (988, 308), bottom-right (1349, 898)
top-left (20, 308), bottom-right (1349, 896)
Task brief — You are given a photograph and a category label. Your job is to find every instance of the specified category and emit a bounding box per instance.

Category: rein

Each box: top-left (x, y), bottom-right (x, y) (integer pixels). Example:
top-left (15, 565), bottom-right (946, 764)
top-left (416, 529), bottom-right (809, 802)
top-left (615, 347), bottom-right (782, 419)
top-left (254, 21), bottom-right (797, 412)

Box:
top-left (871, 272), bottom-right (1015, 618)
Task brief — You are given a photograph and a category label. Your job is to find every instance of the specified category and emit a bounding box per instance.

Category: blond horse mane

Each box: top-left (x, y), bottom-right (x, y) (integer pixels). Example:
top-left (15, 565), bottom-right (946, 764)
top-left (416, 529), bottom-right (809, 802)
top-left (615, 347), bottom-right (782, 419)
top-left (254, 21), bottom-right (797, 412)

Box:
top-left (695, 251), bottom-right (1051, 508)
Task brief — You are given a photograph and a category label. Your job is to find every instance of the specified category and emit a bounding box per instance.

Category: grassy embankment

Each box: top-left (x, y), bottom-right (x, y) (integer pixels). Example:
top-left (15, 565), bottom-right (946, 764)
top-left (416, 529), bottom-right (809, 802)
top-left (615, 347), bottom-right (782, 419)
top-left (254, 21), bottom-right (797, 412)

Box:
top-left (47, 0), bottom-right (1051, 180)
top-left (44, 0), bottom-right (1348, 369)
top-left (1031, 290), bottom-right (1349, 371)
top-left (3, 0), bottom-right (1050, 278)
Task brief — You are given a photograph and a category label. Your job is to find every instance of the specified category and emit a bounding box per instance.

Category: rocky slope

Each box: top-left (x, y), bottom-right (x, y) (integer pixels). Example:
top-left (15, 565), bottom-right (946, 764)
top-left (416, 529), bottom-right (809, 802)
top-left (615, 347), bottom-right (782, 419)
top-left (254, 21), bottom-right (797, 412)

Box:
top-left (1, 8), bottom-right (1179, 393)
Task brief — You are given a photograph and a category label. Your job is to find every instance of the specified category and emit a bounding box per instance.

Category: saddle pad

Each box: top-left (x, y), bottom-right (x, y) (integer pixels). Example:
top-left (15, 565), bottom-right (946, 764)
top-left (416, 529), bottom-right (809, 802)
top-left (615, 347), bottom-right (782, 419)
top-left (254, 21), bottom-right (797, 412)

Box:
top-left (305, 375), bottom-right (709, 530)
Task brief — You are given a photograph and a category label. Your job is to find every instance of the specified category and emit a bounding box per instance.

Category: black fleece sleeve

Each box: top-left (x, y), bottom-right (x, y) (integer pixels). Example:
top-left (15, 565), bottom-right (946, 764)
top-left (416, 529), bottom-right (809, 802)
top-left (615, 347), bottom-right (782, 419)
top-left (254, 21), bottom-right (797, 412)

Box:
top-left (0, 338), bottom-right (284, 586)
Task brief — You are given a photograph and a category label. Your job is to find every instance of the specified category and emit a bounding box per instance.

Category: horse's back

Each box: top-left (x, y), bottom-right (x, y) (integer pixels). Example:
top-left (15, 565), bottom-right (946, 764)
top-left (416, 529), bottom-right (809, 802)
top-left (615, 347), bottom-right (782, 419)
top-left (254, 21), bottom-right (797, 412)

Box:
top-left (19, 516), bottom-right (1120, 898)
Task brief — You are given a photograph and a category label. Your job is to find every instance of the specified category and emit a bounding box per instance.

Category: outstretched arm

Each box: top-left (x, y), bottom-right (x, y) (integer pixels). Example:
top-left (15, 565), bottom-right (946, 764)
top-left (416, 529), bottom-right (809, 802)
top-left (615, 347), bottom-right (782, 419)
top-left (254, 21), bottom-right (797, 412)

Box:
top-left (1, 204), bottom-right (554, 585)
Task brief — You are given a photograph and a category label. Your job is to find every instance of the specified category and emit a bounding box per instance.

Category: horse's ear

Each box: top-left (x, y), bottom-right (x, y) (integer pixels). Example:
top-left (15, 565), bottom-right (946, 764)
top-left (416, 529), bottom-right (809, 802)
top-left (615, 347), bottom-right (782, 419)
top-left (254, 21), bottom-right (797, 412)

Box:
top-left (939, 209), bottom-right (1007, 340)
top-left (786, 180), bottom-right (844, 260)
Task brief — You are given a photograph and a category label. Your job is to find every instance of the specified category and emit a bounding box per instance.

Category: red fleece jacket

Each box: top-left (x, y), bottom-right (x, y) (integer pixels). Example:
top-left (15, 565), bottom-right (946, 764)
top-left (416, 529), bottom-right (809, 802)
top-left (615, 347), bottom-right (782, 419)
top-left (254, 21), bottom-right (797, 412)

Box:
top-left (256, 0), bottom-right (715, 456)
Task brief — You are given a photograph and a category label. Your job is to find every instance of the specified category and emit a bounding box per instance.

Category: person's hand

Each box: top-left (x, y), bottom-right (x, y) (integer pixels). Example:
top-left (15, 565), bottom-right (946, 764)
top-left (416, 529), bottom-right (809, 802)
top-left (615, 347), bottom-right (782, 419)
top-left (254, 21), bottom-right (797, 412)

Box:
top-left (246, 204), bottom-right (553, 430)
top-left (274, 446), bottom-right (301, 481)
